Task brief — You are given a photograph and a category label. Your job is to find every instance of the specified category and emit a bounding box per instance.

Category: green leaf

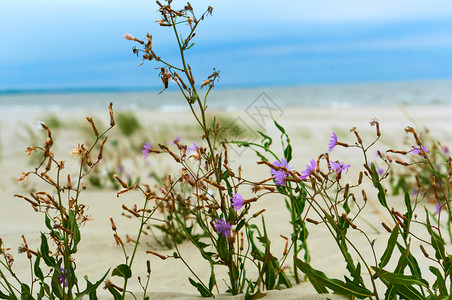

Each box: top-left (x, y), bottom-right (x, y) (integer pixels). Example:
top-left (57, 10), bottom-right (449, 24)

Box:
top-left (40, 233), bottom-right (57, 269)
top-left (404, 192), bottom-right (412, 220)
top-left (69, 210), bottom-right (81, 254)
top-left (175, 219), bottom-right (215, 262)
top-left (385, 243), bottom-right (411, 299)
top-left (295, 258), bottom-right (374, 298)
top-left (51, 271), bottom-right (64, 299)
top-left (425, 208), bottom-right (446, 261)
top-left (111, 264), bottom-right (132, 279)
top-left (107, 287), bottom-right (122, 300)
top-left (343, 195), bottom-right (351, 214)
top-left (34, 255), bottom-right (44, 280)
top-left (394, 285), bottom-right (425, 299)
top-left (0, 290), bottom-right (10, 299)
top-left (273, 120), bottom-right (286, 134)
top-left (20, 284), bottom-right (31, 300)
top-left (74, 270), bottom-right (110, 300)
top-left (45, 214), bottom-right (53, 231)
top-left (284, 144), bottom-right (292, 163)
top-left (217, 235), bottom-right (229, 260)
top-left (429, 266), bottom-right (447, 296)
top-left (370, 163), bottom-right (387, 208)
top-left (208, 265), bottom-right (216, 292)
top-left (379, 224), bottom-right (399, 268)
top-left (380, 272), bottom-right (428, 287)
top-left (188, 277), bottom-right (212, 297)
top-left (257, 131), bottom-right (273, 148)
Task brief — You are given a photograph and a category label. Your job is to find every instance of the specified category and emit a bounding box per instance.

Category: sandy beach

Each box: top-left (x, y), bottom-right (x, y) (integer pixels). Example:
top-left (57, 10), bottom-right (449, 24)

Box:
top-left (1, 104), bottom-right (451, 299)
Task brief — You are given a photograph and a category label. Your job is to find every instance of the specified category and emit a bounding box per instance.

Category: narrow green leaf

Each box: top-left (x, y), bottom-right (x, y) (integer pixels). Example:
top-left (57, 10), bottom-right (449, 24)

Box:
top-left (107, 287), bottom-right (122, 300)
top-left (208, 266), bottom-right (216, 292)
top-left (74, 269), bottom-right (110, 300)
top-left (273, 120), bottom-right (286, 134)
top-left (425, 208), bottom-right (446, 261)
top-left (295, 258), bottom-right (373, 298)
top-left (394, 284), bottom-right (425, 299)
top-left (51, 272), bottom-right (64, 299)
top-left (257, 131), bottom-right (272, 148)
top-left (404, 192), bottom-right (412, 220)
top-left (284, 144), bottom-right (292, 163)
top-left (217, 236), bottom-right (229, 260)
top-left (111, 264), bottom-right (132, 279)
top-left (429, 266), bottom-right (447, 296)
top-left (0, 290), bottom-right (9, 299)
top-left (379, 224), bottom-right (399, 268)
top-left (45, 214), bottom-right (52, 231)
top-left (20, 284), bottom-right (31, 300)
top-left (380, 272), bottom-right (428, 287)
top-left (188, 277), bottom-right (212, 297)
top-left (40, 234), bottom-right (57, 269)
top-left (385, 243), bottom-right (411, 299)
top-left (34, 255), bottom-right (44, 280)
top-left (370, 163), bottom-right (387, 208)
top-left (0, 291), bottom-right (9, 299)
top-left (69, 210), bottom-right (81, 254)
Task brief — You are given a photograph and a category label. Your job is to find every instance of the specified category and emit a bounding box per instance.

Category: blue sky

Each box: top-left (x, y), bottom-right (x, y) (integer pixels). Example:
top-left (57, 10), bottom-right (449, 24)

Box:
top-left (1, 0), bottom-right (452, 90)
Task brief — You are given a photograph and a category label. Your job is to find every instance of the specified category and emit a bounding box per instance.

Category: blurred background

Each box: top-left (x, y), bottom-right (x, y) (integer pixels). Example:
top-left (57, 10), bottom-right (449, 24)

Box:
top-left (1, 0), bottom-right (451, 107)
top-left (2, 0), bottom-right (452, 89)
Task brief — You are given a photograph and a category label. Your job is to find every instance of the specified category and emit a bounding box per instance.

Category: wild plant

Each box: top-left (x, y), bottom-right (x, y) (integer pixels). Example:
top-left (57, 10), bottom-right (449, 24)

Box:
top-left (283, 123), bottom-right (452, 299)
top-left (124, 2), bottom-right (452, 297)
top-left (0, 104), bottom-right (115, 299)
top-left (123, 1), bottom-right (294, 297)
top-left (387, 127), bottom-right (452, 238)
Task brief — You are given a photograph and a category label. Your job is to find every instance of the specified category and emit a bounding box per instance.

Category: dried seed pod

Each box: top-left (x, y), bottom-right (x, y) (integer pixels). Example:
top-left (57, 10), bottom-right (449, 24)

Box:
top-left (381, 222), bottom-right (392, 233)
top-left (341, 213), bottom-right (357, 229)
top-left (395, 159), bottom-right (409, 166)
top-left (108, 102), bottom-right (115, 127)
top-left (306, 218), bottom-right (319, 225)
top-left (419, 245), bottom-right (429, 258)
top-left (67, 174), bottom-right (72, 189)
top-left (362, 190), bottom-right (367, 202)
top-left (343, 184), bottom-right (350, 199)
top-left (98, 136), bottom-right (108, 161)
top-left (86, 117), bottom-right (99, 137)
top-left (110, 217), bottom-right (117, 231)
top-left (253, 209), bottom-right (266, 218)
top-left (358, 171), bottom-right (363, 184)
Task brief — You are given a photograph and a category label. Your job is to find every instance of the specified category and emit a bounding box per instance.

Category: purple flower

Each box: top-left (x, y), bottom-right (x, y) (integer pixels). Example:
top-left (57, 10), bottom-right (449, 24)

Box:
top-left (411, 145), bottom-right (428, 156)
top-left (118, 165), bottom-right (125, 173)
top-left (300, 159), bottom-right (316, 180)
top-left (231, 193), bottom-right (244, 211)
top-left (328, 132), bottom-right (338, 152)
top-left (442, 146), bottom-right (449, 154)
top-left (167, 136), bottom-right (181, 145)
top-left (214, 218), bottom-right (232, 238)
top-left (58, 268), bottom-right (68, 287)
top-left (142, 142), bottom-right (152, 159)
top-left (187, 142), bottom-right (199, 151)
top-left (435, 202), bottom-right (441, 215)
top-left (377, 167), bottom-right (385, 176)
top-left (270, 158), bottom-right (292, 186)
top-left (329, 161), bottom-right (351, 174)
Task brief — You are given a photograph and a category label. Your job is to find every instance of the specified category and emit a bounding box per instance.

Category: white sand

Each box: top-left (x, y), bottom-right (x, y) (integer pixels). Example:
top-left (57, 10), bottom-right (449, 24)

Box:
top-left (1, 104), bottom-right (451, 299)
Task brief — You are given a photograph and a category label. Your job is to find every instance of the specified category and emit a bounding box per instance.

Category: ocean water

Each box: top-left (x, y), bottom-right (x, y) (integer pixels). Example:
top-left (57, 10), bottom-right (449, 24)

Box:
top-left (0, 80), bottom-right (451, 112)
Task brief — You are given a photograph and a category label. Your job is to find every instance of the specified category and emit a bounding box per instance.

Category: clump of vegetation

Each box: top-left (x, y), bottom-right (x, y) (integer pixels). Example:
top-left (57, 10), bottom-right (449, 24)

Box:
top-left (2, 1), bottom-right (451, 299)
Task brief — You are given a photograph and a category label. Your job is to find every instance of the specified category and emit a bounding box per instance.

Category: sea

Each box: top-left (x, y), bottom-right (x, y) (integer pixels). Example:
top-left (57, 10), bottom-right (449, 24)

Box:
top-left (0, 80), bottom-right (451, 112)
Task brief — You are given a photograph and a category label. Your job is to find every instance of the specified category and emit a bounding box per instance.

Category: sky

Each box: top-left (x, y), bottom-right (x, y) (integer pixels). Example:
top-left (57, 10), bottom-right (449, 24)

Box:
top-left (1, 0), bottom-right (452, 91)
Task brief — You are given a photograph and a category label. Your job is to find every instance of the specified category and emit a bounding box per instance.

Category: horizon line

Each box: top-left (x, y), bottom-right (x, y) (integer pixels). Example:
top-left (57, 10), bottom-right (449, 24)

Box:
top-left (1, 77), bottom-right (451, 96)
